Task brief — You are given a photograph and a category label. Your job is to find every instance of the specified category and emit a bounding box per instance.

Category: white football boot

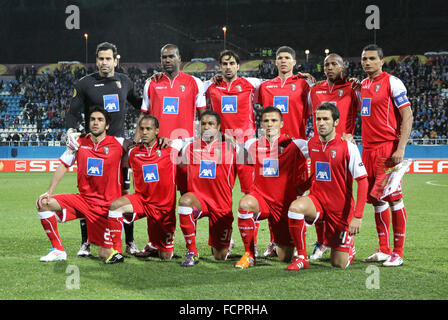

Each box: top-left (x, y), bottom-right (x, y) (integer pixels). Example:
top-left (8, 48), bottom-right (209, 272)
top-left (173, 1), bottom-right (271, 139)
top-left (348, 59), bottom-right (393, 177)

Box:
top-left (40, 249), bottom-right (67, 262)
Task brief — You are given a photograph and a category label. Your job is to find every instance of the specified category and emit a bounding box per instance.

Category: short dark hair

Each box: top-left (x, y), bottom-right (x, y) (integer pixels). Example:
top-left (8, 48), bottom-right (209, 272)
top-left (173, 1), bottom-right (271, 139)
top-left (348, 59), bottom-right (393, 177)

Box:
top-left (96, 42), bottom-right (118, 58)
top-left (362, 44), bottom-right (384, 59)
top-left (262, 106), bottom-right (283, 120)
top-left (89, 106), bottom-right (111, 125)
top-left (200, 109), bottom-right (221, 125)
top-left (138, 114), bottom-right (159, 129)
top-left (160, 44), bottom-right (180, 56)
top-left (276, 46), bottom-right (296, 59)
top-left (316, 102), bottom-right (340, 121)
top-left (219, 50), bottom-right (240, 64)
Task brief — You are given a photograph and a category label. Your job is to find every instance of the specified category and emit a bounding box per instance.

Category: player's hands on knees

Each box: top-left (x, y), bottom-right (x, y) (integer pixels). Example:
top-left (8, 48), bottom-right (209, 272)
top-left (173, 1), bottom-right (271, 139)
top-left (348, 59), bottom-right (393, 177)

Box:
top-left (349, 217), bottom-right (362, 235)
top-left (36, 192), bottom-right (52, 210)
top-left (146, 72), bottom-right (163, 83)
top-left (66, 128), bottom-right (81, 152)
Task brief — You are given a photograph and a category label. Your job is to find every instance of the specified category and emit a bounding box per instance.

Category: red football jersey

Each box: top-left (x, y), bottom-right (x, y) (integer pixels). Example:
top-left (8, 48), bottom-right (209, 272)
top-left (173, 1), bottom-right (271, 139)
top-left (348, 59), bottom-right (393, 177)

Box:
top-left (127, 140), bottom-right (183, 212)
top-left (308, 78), bottom-right (361, 135)
top-left (360, 72), bottom-right (411, 147)
top-left (205, 77), bottom-right (262, 140)
top-left (257, 75), bottom-right (313, 139)
top-left (245, 134), bottom-right (308, 213)
top-left (59, 134), bottom-right (125, 207)
top-left (308, 134), bottom-right (367, 226)
top-left (141, 71), bottom-right (206, 138)
top-left (182, 138), bottom-right (237, 213)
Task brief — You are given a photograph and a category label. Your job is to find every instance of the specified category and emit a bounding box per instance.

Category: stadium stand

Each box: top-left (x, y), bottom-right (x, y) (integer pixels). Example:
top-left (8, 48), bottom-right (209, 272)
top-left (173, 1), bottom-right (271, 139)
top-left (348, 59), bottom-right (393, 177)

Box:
top-left (0, 54), bottom-right (446, 146)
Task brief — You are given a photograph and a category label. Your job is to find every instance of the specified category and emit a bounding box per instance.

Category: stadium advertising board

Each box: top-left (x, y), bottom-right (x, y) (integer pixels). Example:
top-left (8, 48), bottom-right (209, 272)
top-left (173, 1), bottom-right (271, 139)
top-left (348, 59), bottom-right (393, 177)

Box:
top-left (1, 159), bottom-right (447, 174)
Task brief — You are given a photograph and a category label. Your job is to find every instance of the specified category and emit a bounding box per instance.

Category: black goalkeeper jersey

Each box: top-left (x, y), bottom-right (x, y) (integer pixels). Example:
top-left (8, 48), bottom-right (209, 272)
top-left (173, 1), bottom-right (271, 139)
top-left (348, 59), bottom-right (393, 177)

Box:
top-left (66, 72), bottom-right (142, 137)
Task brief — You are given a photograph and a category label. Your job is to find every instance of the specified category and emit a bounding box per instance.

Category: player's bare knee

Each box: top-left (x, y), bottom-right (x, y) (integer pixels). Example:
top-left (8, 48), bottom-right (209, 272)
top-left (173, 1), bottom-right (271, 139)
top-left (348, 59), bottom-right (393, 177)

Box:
top-left (238, 195), bottom-right (256, 212)
top-left (159, 251), bottom-right (173, 260)
top-left (289, 199), bottom-right (307, 216)
top-left (178, 193), bottom-right (195, 208)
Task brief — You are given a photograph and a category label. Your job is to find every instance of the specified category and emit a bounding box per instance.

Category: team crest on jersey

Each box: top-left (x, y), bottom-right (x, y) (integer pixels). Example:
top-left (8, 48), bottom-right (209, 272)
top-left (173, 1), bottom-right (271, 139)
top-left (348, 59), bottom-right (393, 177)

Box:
top-left (142, 164), bottom-right (159, 182)
top-left (316, 161), bottom-right (331, 181)
top-left (103, 94), bottom-right (120, 112)
top-left (87, 158), bottom-right (104, 176)
top-left (290, 84), bottom-right (296, 91)
top-left (179, 84), bottom-right (185, 92)
top-left (221, 96), bottom-right (237, 113)
top-left (375, 84), bottom-right (381, 92)
top-left (235, 85), bottom-right (242, 92)
top-left (115, 81), bottom-right (122, 89)
top-left (361, 98), bottom-right (371, 116)
top-left (199, 160), bottom-right (216, 179)
top-left (338, 89), bottom-right (344, 97)
top-left (262, 159), bottom-right (279, 177)
top-left (330, 149), bottom-right (337, 159)
top-left (103, 146), bottom-right (109, 155)
top-left (156, 150), bottom-right (162, 157)
top-left (163, 97), bottom-right (179, 114)
top-left (273, 96), bottom-right (289, 113)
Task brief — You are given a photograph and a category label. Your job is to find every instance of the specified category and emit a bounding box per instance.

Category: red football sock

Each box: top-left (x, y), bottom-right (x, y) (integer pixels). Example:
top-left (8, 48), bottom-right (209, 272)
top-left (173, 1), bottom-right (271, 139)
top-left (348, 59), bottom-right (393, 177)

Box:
top-left (238, 210), bottom-right (256, 257)
top-left (315, 219), bottom-right (325, 244)
top-left (391, 202), bottom-right (407, 257)
top-left (288, 211), bottom-right (307, 257)
top-left (254, 220), bottom-right (260, 245)
top-left (374, 203), bottom-right (391, 255)
top-left (108, 211), bottom-right (124, 253)
top-left (38, 211), bottom-right (64, 251)
top-left (178, 206), bottom-right (198, 255)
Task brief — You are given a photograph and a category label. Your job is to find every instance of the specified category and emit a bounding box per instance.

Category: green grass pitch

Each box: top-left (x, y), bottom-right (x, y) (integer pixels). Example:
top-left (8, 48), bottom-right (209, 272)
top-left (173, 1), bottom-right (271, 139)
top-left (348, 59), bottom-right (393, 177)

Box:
top-left (0, 172), bottom-right (447, 301)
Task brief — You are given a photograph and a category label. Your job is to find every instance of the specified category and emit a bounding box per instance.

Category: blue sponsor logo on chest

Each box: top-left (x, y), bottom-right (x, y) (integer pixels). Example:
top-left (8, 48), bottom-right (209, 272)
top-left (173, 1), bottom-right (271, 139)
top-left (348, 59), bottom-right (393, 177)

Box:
top-left (273, 96), bottom-right (289, 113)
top-left (103, 94), bottom-right (120, 112)
top-left (142, 164), bottom-right (159, 182)
top-left (221, 96), bottom-right (237, 113)
top-left (199, 160), bottom-right (216, 179)
top-left (316, 161), bottom-right (331, 181)
top-left (361, 98), bottom-right (371, 116)
top-left (163, 97), bottom-right (179, 114)
top-left (263, 158), bottom-right (279, 177)
top-left (87, 158), bottom-right (104, 176)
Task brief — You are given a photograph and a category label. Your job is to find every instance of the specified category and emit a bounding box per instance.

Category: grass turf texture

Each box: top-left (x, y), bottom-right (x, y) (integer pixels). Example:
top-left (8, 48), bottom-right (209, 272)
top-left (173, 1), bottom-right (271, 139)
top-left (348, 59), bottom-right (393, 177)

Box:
top-left (0, 172), bottom-right (447, 300)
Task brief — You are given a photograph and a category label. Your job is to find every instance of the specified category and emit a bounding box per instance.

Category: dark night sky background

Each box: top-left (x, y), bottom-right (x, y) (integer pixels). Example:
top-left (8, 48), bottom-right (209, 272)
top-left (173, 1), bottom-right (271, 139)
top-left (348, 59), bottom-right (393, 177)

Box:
top-left (1, 0), bottom-right (447, 64)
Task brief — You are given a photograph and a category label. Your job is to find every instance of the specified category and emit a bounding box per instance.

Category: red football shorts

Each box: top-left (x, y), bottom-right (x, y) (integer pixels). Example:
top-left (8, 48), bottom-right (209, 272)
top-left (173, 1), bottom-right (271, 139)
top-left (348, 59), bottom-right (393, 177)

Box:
top-left (176, 164), bottom-right (188, 194)
top-left (125, 194), bottom-right (176, 253)
top-left (247, 191), bottom-right (293, 247)
top-left (52, 193), bottom-right (112, 248)
top-left (362, 141), bottom-right (403, 204)
top-left (237, 164), bottom-right (254, 194)
top-left (193, 193), bottom-right (234, 249)
top-left (308, 194), bottom-right (354, 253)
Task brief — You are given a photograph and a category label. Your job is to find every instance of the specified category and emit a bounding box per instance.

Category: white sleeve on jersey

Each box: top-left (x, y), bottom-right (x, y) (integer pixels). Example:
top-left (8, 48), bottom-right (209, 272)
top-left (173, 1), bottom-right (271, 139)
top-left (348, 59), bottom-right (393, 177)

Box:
top-left (389, 76), bottom-right (410, 109)
top-left (347, 141), bottom-right (367, 179)
top-left (170, 138), bottom-right (190, 151)
top-left (192, 76), bottom-right (207, 109)
top-left (292, 138), bottom-right (310, 159)
top-left (59, 148), bottom-right (76, 167)
top-left (203, 79), bottom-right (213, 93)
top-left (113, 137), bottom-right (125, 146)
top-left (141, 81), bottom-right (151, 112)
top-left (244, 137), bottom-right (257, 151)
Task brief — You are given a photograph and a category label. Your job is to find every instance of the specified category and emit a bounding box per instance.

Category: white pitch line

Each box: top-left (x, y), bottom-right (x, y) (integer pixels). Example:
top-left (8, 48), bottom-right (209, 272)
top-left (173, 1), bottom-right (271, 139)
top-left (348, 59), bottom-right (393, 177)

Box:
top-left (426, 181), bottom-right (448, 187)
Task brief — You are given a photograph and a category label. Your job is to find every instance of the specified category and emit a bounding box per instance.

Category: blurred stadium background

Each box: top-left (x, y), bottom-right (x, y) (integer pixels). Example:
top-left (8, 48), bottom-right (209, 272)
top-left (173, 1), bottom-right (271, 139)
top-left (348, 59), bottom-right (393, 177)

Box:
top-left (0, 0), bottom-right (447, 148)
